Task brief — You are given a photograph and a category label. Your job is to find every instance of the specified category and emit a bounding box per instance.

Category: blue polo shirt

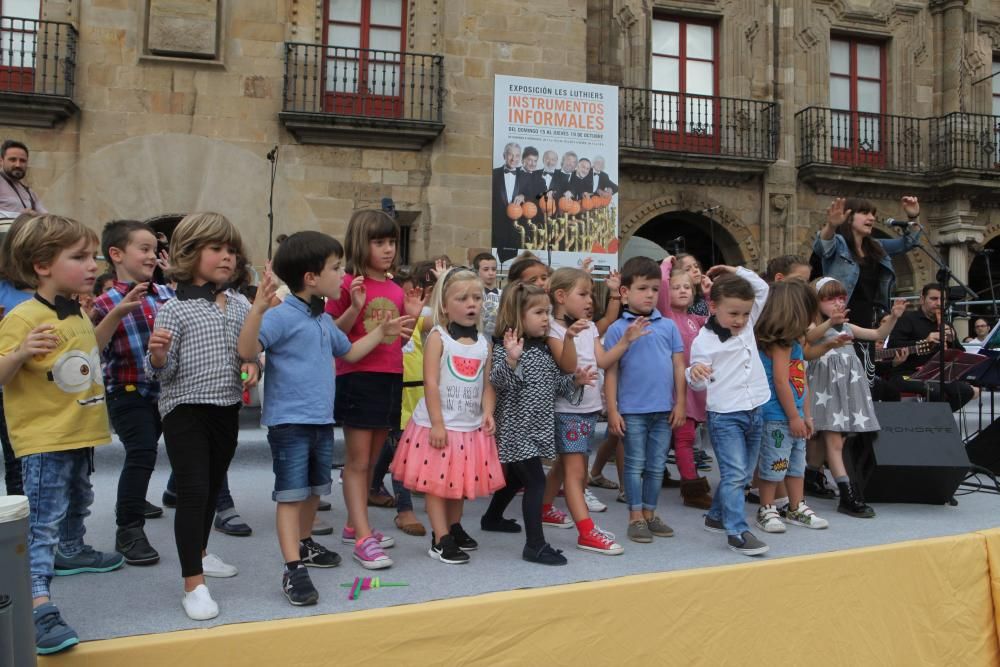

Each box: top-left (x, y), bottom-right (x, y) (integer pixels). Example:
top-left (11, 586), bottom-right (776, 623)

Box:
top-left (604, 308), bottom-right (684, 414)
top-left (258, 295), bottom-right (351, 426)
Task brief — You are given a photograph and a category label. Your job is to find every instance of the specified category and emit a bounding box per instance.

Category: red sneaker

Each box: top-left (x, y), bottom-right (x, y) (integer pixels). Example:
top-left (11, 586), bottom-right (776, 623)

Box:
top-left (577, 526), bottom-right (624, 555)
top-left (541, 506), bottom-right (573, 529)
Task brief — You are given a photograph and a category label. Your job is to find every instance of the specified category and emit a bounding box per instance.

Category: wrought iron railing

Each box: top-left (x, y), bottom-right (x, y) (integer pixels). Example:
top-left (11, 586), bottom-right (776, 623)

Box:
top-left (620, 87), bottom-right (778, 161)
top-left (0, 17), bottom-right (77, 97)
top-left (796, 106), bottom-right (930, 173)
top-left (930, 112), bottom-right (1000, 172)
top-left (282, 43), bottom-right (443, 123)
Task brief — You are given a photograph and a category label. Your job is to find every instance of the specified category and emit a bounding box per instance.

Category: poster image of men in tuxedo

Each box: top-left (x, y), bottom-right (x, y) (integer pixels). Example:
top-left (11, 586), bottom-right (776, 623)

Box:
top-left (522, 146), bottom-right (539, 173)
top-left (592, 156), bottom-right (618, 197)
top-left (492, 142), bottom-right (529, 262)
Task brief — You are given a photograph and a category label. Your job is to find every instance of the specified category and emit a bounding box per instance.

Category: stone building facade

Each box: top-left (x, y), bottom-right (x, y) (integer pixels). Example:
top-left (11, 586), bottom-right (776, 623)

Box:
top-left (2, 0), bottom-right (999, 330)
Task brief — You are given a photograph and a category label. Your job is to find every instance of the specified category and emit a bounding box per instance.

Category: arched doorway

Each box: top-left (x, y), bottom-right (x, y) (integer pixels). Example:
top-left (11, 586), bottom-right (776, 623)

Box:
top-left (630, 210), bottom-right (744, 269)
top-left (968, 236), bottom-right (1000, 321)
top-left (144, 213), bottom-right (186, 242)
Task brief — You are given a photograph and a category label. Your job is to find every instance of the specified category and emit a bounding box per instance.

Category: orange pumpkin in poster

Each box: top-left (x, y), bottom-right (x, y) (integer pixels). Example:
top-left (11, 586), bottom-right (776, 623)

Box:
top-left (506, 202), bottom-right (523, 220)
top-left (581, 196), bottom-right (595, 211)
top-left (558, 195), bottom-right (574, 214)
top-left (607, 238), bottom-right (619, 253)
top-left (521, 201), bottom-right (537, 219)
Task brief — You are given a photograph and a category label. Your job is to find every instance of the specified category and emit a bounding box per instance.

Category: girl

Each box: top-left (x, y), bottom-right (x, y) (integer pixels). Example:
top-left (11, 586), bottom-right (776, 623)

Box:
top-left (754, 280), bottom-right (829, 533)
top-left (675, 253), bottom-right (711, 316)
top-left (506, 255), bottom-right (549, 292)
top-left (543, 267), bottom-right (646, 555)
top-left (483, 283), bottom-right (595, 565)
top-left (658, 263), bottom-right (713, 509)
top-left (326, 210), bottom-right (419, 569)
top-left (806, 277), bottom-right (905, 518)
top-left (391, 268), bottom-right (504, 563)
top-left (146, 213), bottom-right (258, 621)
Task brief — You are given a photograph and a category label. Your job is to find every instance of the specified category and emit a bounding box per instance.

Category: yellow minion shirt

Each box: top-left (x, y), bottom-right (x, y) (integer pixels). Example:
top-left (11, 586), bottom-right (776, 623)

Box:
top-left (400, 316), bottom-right (426, 429)
top-left (0, 298), bottom-right (110, 457)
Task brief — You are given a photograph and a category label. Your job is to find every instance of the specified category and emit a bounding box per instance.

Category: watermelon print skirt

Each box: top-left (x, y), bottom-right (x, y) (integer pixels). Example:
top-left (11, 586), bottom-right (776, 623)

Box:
top-left (391, 423), bottom-right (505, 500)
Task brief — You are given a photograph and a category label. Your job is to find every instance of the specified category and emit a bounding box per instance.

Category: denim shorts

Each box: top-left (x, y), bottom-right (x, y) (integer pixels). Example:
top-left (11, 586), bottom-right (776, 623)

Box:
top-left (555, 412), bottom-right (599, 455)
top-left (267, 423), bottom-right (335, 502)
top-left (758, 420), bottom-right (806, 482)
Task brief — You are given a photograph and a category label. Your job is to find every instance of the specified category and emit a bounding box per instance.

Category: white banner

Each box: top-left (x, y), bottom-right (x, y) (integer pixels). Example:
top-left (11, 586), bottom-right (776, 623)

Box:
top-left (491, 75), bottom-right (619, 272)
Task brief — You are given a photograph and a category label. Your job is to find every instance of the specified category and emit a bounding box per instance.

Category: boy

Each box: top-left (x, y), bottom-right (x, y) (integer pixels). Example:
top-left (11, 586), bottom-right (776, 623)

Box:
top-left (473, 251), bottom-right (500, 336)
top-left (604, 256), bottom-right (686, 544)
top-left (763, 255), bottom-right (811, 283)
top-left (687, 266), bottom-right (771, 556)
top-left (91, 220), bottom-right (175, 566)
top-left (238, 231), bottom-right (408, 606)
top-left (0, 215), bottom-right (130, 654)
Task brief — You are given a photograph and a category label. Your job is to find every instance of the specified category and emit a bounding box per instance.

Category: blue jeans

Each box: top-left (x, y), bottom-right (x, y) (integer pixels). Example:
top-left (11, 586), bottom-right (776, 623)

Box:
top-left (21, 449), bottom-right (93, 599)
top-left (706, 408), bottom-right (763, 536)
top-left (622, 412), bottom-right (672, 511)
top-left (267, 423), bottom-right (334, 502)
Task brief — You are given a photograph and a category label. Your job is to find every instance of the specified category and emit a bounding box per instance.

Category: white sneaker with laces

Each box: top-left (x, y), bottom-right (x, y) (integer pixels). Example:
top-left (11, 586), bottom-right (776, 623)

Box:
top-left (182, 584), bottom-right (219, 621)
top-left (755, 505), bottom-right (786, 534)
top-left (584, 488), bottom-right (607, 513)
top-left (202, 553), bottom-right (238, 578)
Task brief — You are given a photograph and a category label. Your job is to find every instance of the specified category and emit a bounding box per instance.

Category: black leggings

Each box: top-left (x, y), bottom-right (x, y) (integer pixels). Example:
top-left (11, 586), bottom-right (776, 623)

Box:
top-left (484, 457), bottom-right (546, 549)
top-left (163, 403), bottom-right (240, 578)
top-left (0, 395), bottom-right (22, 496)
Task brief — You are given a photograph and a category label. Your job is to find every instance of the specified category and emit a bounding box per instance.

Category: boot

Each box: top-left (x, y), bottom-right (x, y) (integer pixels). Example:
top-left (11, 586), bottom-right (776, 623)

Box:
top-left (680, 477), bottom-right (713, 510)
top-left (661, 468), bottom-right (681, 489)
top-left (804, 468), bottom-right (836, 499)
top-left (115, 521), bottom-right (160, 565)
top-left (836, 480), bottom-right (875, 518)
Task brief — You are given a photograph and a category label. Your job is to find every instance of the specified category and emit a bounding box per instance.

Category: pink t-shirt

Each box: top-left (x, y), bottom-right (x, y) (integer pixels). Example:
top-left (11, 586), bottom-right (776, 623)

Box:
top-left (325, 272), bottom-right (404, 375)
top-left (662, 306), bottom-right (708, 423)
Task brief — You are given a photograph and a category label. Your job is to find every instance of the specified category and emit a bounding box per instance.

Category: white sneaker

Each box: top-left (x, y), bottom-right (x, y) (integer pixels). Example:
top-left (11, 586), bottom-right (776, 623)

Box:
top-left (755, 505), bottom-right (786, 534)
top-left (584, 489), bottom-right (607, 513)
top-left (182, 584), bottom-right (219, 621)
top-left (784, 501), bottom-right (830, 530)
top-left (202, 553), bottom-right (238, 578)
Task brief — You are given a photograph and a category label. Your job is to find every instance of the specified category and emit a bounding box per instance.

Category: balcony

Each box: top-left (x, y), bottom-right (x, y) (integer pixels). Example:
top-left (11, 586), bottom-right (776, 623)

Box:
top-left (797, 107), bottom-right (1000, 195)
top-left (280, 43), bottom-right (444, 150)
top-left (0, 17), bottom-right (78, 128)
top-left (618, 87), bottom-right (778, 183)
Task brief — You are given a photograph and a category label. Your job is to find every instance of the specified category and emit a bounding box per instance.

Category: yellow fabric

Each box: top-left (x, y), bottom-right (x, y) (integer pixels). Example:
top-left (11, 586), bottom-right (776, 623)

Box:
top-left (53, 532), bottom-right (1000, 666)
top-left (0, 299), bottom-right (110, 456)
top-left (399, 316), bottom-right (425, 428)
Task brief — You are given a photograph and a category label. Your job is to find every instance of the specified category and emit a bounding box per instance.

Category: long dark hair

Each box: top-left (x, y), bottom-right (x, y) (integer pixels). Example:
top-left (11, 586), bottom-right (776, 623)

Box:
top-left (836, 197), bottom-right (885, 265)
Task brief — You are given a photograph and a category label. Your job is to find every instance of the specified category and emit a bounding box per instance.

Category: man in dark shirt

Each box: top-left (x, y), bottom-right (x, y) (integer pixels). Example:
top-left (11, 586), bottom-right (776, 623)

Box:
top-left (885, 283), bottom-right (976, 411)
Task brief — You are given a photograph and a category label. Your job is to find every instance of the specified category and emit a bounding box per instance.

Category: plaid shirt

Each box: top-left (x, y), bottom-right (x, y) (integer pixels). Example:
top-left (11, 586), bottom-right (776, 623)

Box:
top-left (144, 289), bottom-right (251, 418)
top-left (92, 281), bottom-right (175, 399)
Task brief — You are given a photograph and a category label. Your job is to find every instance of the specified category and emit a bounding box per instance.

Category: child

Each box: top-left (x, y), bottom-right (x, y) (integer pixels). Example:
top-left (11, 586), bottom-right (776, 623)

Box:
top-left (763, 255), bottom-right (812, 283)
top-left (91, 220), bottom-right (175, 567)
top-left (474, 252), bottom-right (501, 337)
top-left (484, 283), bottom-right (594, 565)
top-left (94, 271), bottom-right (115, 295)
top-left (753, 280), bottom-right (829, 533)
top-left (325, 210), bottom-right (419, 569)
top-left (145, 212), bottom-right (258, 620)
top-left (543, 267), bottom-right (646, 555)
top-left (605, 257), bottom-right (686, 543)
top-left (675, 253), bottom-right (711, 316)
top-left (0, 215), bottom-right (126, 654)
top-left (506, 255), bottom-right (549, 292)
top-left (687, 266), bottom-right (771, 556)
top-left (391, 267), bottom-right (505, 563)
top-left (657, 260), bottom-right (713, 509)
top-left (238, 231), bottom-right (407, 605)
top-left (806, 277), bottom-right (906, 518)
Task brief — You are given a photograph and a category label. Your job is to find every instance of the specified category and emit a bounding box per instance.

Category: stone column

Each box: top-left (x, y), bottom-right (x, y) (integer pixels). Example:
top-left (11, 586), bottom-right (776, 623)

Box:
top-left (931, 0), bottom-right (969, 115)
top-left (936, 219), bottom-right (983, 341)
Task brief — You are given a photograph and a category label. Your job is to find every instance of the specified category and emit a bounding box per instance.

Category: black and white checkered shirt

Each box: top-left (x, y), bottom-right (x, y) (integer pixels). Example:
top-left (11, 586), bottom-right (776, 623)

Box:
top-left (144, 289), bottom-right (251, 418)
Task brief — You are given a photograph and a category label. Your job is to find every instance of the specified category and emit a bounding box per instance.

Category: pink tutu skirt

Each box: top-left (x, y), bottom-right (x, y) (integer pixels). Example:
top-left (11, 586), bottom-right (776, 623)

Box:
top-left (391, 423), bottom-right (505, 500)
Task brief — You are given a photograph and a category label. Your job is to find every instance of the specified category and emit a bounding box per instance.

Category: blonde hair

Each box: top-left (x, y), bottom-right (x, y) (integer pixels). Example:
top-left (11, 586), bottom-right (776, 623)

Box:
top-left (495, 282), bottom-right (548, 338)
top-left (429, 267), bottom-right (483, 329)
top-left (7, 214), bottom-right (99, 289)
top-left (167, 212), bottom-right (246, 284)
top-left (548, 267), bottom-right (592, 309)
top-left (754, 280), bottom-right (819, 349)
top-left (344, 209), bottom-right (399, 276)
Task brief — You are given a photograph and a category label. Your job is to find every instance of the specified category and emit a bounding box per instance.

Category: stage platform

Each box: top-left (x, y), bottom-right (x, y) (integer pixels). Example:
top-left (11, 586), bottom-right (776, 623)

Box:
top-left (25, 415), bottom-right (1000, 665)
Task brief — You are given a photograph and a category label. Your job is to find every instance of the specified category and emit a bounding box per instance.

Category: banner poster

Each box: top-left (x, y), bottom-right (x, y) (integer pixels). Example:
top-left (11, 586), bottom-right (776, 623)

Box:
top-left (491, 75), bottom-right (619, 272)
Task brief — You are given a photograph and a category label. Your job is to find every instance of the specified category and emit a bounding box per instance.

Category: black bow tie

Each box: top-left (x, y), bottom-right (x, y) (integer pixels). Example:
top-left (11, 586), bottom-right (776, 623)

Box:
top-left (504, 168), bottom-right (517, 174)
top-left (562, 314), bottom-right (578, 328)
top-left (176, 282), bottom-right (221, 303)
top-left (35, 293), bottom-right (81, 320)
top-left (447, 322), bottom-right (479, 340)
top-left (295, 294), bottom-right (326, 317)
top-left (705, 315), bottom-right (733, 342)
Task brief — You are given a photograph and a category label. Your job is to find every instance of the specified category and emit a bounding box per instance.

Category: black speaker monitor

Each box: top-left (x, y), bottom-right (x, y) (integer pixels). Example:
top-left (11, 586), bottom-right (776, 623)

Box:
top-left (848, 402), bottom-right (969, 504)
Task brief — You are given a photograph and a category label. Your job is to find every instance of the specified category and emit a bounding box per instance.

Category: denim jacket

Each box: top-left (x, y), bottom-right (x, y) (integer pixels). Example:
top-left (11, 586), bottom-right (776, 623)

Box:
top-left (813, 230), bottom-right (921, 308)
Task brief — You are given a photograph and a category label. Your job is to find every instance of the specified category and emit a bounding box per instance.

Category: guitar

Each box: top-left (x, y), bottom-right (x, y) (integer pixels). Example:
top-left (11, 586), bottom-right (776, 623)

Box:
top-left (874, 340), bottom-right (933, 360)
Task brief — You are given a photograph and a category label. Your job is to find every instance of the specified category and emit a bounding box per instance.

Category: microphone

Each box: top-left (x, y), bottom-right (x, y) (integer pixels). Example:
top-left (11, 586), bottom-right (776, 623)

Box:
top-left (668, 236), bottom-right (685, 245)
top-left (886, 218), bottom-right (917, 228)
top-left (266, 146), bottom-right (278, 161)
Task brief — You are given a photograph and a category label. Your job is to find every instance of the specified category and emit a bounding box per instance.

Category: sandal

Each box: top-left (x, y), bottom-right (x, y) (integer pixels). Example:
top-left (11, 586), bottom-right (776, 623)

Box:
top-left (588, 474), bottom-right (619, 490)
top-left (368, 491), bottom-right (396, 508)
top-left (394, 514), bottom-right (426, 537)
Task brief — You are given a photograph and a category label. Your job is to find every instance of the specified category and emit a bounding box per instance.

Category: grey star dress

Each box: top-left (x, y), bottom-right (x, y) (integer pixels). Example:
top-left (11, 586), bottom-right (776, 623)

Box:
top-left (807, 327), bottom-right (880, 433)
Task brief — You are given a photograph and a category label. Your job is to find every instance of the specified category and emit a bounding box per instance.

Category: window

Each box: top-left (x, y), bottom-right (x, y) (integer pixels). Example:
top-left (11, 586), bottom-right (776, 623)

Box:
top-left (650, 17), bottom-right (717, 152)
top-left (993, 59), bottom-right (1000, 118)
top-left (324, 0), bottom-right (406, 117)
top-left (829, 37), bottom-right (885, 166)
top-left (0, 0), bottom-right (40, 93)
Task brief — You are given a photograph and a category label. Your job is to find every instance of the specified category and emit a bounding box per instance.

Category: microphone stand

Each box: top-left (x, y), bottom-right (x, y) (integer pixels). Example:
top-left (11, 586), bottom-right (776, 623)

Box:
top-left (907, 224), bottom-right (977, 399)
top-left (266, 146), bottom-right (278, 260)
top-left (981, 250), bottom-right (999, 320)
